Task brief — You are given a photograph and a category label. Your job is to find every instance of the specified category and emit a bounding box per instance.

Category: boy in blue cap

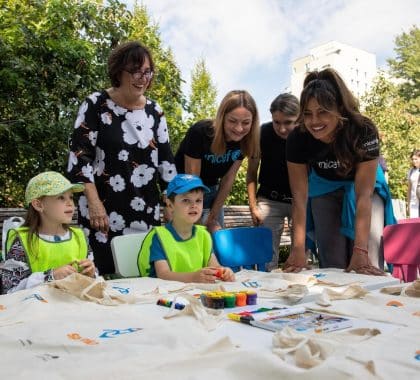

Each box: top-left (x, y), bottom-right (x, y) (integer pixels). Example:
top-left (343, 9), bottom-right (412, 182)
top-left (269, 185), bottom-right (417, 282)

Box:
top-left (138, 174), bottom-right (235, 283)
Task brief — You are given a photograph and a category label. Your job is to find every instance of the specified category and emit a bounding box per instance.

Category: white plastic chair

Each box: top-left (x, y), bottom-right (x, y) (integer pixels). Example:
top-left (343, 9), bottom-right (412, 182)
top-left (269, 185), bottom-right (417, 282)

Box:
top-left (110, 232), bottom-right (148, 277)
top-left (2, 216), bottom-right (25, 261)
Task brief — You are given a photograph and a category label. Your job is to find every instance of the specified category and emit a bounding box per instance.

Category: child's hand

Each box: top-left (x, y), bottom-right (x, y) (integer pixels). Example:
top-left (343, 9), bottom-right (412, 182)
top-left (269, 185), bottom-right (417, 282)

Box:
top-left (53, 264), bottom-right (77, 280)
top-left (77, 259), bottom-right (96, 278)
top-left (220, 267), bottom-right (235, 282)
top-left (193, 267), bottom-right (218, 283)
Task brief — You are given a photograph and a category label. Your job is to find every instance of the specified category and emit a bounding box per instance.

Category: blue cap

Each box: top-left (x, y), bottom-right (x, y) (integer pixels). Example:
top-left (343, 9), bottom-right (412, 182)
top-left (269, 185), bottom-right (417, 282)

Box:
top-left (167, 174), bottom-right (210, 197)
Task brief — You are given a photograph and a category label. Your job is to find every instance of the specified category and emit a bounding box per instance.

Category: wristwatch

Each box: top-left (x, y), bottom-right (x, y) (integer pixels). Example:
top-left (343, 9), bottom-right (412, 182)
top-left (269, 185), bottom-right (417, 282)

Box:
top-left (43, 269), bottom-right (55, 283)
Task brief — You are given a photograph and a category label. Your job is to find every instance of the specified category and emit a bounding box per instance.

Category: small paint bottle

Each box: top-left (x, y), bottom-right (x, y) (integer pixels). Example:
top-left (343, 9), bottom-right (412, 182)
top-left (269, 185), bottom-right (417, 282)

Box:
top-left (235, 292), bottom-right (247, 307)
top-left (212, 296), bottom-right (225, 309)
top-left (223, 293), bottom-right (236, 308)
top-left (246, 291), bottom-right (258, 305)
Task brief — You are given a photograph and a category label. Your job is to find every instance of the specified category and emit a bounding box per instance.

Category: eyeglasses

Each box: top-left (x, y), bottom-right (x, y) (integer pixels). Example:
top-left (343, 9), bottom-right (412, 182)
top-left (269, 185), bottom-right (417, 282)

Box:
top-left (125, 69), bottom-right (154, 82)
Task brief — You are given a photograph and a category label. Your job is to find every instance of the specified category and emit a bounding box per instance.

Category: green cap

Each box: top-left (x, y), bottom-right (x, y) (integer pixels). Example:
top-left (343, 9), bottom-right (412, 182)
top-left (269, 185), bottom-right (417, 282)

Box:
top-left (25, 171), bottom-right (84, 207)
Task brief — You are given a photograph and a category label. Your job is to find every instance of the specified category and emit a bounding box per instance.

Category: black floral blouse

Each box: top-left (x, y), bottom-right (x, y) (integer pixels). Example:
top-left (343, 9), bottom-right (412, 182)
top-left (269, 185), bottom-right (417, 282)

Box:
top-left (67, 90), bottom-right (176, 274)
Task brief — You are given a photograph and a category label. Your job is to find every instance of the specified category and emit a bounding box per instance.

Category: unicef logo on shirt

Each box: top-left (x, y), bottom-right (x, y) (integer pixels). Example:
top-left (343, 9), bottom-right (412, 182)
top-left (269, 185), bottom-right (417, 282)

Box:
top-left (318, 160), bottom-right (340, 169)
top-left (231, 150), bottom-right (241, 161)
top-left (204, 149), bottom-right (241, 164)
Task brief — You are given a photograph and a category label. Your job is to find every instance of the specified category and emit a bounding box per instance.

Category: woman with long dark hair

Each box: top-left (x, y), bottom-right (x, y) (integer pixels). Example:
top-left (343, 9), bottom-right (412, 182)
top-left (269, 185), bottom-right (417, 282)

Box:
top-left (285, 68), bottom-right (395, 275)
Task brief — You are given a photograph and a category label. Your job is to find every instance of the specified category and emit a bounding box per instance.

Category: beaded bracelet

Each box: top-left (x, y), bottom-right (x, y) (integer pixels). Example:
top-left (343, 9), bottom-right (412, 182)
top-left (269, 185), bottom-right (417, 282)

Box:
top-left (353, 245), bottom-right (368, 254)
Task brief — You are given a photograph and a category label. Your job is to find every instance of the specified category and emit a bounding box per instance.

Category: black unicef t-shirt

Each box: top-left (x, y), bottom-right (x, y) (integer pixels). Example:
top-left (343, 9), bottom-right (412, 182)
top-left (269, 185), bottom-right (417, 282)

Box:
top-left (257, 122), bottom-right (291, 198)
top-left (175, 119), bottom-right (243, 186)
top-left (286, 123), bottom-right (379, 180)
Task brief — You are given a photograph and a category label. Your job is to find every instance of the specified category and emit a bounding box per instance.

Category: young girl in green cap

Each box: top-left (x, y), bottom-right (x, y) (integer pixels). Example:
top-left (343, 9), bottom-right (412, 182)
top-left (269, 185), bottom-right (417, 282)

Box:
top-left (1, 172), bottom-right (96, 294)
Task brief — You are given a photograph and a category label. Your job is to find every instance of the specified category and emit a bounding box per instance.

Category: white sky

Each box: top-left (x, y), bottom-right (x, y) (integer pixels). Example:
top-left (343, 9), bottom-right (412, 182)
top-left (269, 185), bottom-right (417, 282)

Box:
top-left (126, 0), bottom-right (419, 121)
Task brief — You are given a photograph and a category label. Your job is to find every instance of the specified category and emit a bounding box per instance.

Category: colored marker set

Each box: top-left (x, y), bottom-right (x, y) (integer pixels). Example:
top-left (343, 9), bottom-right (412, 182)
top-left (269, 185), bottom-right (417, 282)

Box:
top-left (200, 291), bottom-right (258, 309)
top-left (227, 306), bottom-right (353, 334)
top-left (156, 299), bottom-right (185, 310)
top-left (227, 306), bottom-right (306, 325)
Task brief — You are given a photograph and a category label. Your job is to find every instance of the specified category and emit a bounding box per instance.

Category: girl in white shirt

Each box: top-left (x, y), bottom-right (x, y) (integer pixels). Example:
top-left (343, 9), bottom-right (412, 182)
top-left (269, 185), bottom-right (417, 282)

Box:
top-left (407, 149), bottom-right (420, 218)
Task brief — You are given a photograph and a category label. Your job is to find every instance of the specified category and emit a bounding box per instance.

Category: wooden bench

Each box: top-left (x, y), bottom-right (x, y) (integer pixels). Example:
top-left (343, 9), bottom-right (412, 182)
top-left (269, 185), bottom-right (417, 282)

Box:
top-left (0, 205), bottom-right (291, 248)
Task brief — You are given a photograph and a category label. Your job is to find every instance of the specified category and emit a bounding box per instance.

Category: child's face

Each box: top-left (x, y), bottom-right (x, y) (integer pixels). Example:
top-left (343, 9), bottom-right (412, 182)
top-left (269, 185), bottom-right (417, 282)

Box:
top-left (35, 191), bottom-right (75, 225)
top-left (169, 190), bottom-right (204, 225)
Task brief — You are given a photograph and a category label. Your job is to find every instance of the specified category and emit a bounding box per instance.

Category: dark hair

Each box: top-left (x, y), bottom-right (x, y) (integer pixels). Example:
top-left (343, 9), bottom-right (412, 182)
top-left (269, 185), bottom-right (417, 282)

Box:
top-left (410, 149), bottom-right (420, 159)
top-left (270, 93), bottom-right (299, 116)
top-left (299, 68), bottom-right (377, 176)
top-left (211, 90), bottom-right (260, 158)
top-left (108, 41), bottom-right (154, 88)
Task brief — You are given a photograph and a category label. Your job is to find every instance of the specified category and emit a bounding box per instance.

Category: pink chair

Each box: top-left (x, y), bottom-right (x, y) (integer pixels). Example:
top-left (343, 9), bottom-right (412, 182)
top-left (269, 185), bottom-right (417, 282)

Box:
top-left (383, 221), bottom-right (420, 282)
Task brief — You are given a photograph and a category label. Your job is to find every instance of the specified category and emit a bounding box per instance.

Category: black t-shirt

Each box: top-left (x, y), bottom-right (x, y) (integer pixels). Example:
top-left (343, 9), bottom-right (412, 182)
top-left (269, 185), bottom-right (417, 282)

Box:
top-left (175, 119), bottom-right (243, 186)
top-left (257, 122), bottom-right (291, 199)
top-left (286, 122), bottom-right (379, 180)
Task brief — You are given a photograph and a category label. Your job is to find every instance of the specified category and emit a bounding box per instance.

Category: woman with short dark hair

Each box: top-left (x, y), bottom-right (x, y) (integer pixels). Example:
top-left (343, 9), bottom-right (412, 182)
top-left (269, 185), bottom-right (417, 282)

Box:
top-left (246, 93), bottom-right (299, 271)
top-left (67, 41), bottom-right (176, 275)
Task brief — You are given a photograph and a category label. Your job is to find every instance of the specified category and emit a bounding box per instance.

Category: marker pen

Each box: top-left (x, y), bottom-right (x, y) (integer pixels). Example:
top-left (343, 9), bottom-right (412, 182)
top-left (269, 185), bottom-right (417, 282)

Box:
top-left (156, 299), bottom-right (185, 310)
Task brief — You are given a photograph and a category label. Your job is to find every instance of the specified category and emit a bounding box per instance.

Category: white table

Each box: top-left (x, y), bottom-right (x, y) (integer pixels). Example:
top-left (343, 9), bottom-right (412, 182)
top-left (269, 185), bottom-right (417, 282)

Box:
top-left (0, 272), bottom-right (418, 379)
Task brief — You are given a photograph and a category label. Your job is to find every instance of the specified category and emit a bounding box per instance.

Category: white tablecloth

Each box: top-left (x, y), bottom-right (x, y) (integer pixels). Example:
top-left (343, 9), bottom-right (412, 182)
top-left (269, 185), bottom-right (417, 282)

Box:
top-left (0, 270), bottom-right (418, 379)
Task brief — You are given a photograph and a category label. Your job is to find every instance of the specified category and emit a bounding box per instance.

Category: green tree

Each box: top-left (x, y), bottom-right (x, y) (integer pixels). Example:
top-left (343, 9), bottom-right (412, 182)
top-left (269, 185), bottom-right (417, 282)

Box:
top-left (363, 74), bottom-right (420, 200)
top-left (0, 0), bottom-right (131, 207)
top-left (364, 25), bottom-right (420, 203)
top-left (0, 0), bottom-right (188, 207)
top-left (387, 25), bottom-right (420, 102)
top-left (188, 58), bottom-right (217, 123)
top-left (128, 3), bottom-right (187, 151)
top-left (226, 160), bottom-right (249, 205)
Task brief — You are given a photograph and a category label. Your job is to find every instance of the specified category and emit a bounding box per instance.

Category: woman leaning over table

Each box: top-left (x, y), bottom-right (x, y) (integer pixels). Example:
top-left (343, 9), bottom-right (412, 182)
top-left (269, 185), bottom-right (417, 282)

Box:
top-left (67, 41), bottom-right (176, 276)
top-left (175, 90), bottom-right (260, 232)
top-left (284, 68), bottom-right (396, 276)
top-left (246, 93), bottom-right (300, 271)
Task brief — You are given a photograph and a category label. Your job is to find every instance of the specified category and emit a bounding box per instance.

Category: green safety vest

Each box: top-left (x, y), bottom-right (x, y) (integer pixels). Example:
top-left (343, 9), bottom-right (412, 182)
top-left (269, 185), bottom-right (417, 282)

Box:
top-left (6, 227), bottom-right (88, 273)
top-left (138, 225), bottom-right (212, 277)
